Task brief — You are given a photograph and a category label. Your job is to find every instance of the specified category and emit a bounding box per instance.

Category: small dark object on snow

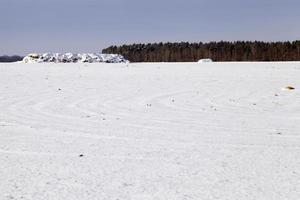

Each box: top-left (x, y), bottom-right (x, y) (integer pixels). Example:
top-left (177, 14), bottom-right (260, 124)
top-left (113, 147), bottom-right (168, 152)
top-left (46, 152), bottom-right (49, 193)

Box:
top-left (277, 132), bottom-right (282, 135)
top-left (58, 88), bottom-right (62, 91)
top-left (284, 86), bottom-right (295, 90)
top-left (79, 154), bottom-right (84, 157)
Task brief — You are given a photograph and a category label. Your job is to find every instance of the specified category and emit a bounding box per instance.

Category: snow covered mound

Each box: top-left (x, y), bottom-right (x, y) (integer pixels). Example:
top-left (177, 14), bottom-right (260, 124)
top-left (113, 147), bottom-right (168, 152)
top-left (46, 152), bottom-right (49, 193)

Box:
top-left (23, 53), bottom-right (129, 63)
top-left (198, 58), bottom-right (213, 63)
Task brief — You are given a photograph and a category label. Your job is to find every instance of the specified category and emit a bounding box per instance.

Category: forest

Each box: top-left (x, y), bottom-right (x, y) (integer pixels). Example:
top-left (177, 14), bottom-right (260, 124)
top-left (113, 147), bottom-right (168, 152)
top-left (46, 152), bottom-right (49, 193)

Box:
top-left (0, 55), bottom-right (23, 62)
top-left (102, 41), bottom-right (300, 62)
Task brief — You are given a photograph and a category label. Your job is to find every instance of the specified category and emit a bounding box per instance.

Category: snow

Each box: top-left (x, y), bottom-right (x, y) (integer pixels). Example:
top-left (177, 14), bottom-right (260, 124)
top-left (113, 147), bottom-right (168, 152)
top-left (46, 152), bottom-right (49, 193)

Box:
top-left (23, 53), bottom-right (129, 63)
top-left (1, 62), bottom-right (300, 199)
top-left (198, 58), bottom-right (213, 63)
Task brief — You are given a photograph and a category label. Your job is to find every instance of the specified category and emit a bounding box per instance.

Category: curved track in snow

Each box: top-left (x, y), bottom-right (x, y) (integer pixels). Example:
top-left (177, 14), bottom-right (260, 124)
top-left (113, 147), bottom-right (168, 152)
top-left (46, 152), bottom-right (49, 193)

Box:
top-left (1, 62), bottom-right (300, 199)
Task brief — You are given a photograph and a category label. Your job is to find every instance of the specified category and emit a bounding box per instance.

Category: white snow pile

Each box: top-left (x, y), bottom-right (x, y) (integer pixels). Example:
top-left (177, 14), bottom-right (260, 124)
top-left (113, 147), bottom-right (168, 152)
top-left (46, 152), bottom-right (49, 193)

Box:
top-left (23, 53), bottom-right (129, 63)
top-left (198, 58), bottom-right (213, 63)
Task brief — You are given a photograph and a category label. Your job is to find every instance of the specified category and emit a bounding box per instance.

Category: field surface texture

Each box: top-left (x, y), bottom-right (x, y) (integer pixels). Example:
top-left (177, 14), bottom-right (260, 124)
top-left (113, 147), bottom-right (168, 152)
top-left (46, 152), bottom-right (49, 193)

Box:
top-left (1, 62), bottom-right (300, 200)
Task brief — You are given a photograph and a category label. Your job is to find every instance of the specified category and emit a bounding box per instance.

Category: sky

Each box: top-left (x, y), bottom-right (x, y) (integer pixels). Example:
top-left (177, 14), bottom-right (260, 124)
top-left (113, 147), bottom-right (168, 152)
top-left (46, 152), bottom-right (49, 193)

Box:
top-left (1, 0), bottom-right (300, 55)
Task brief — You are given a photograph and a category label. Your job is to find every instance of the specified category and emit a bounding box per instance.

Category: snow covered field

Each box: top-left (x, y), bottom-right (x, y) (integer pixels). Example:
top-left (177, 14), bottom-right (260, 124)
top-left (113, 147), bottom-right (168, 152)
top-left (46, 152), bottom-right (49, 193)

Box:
top-left (1, 62), bottom-right (300, 200)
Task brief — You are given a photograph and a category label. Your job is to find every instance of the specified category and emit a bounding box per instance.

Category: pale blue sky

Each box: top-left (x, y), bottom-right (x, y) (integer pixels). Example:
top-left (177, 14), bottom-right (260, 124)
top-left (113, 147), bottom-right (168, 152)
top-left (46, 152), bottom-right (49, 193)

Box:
top-left (1, 0), bottom-right (299, 55)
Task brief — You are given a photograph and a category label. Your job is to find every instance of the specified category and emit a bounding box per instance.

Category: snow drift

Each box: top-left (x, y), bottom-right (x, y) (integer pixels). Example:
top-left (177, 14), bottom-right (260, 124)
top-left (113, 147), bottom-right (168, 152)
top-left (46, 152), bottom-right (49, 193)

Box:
top-left (198, 58), bottom-right (213, 63)
top-left (23, 53), bottom-right (129, 63)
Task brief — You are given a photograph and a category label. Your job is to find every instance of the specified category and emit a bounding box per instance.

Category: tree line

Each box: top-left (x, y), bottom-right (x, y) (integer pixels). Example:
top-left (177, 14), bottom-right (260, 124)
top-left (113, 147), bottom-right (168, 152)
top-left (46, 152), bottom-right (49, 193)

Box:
top-left (0, 55), bottom-right (23, 62)
top-left (102, 41), bottom-right (300, 62)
